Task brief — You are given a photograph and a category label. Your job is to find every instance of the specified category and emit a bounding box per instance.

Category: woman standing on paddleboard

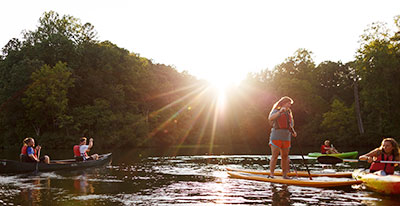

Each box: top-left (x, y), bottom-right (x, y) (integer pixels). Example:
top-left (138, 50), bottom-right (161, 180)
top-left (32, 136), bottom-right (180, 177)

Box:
top-left (268, 96), bottom-right (297, 179)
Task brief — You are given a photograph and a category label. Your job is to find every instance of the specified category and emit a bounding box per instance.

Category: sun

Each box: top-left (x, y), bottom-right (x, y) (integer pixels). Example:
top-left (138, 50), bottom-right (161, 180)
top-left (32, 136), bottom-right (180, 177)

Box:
top-left (207, 75), bottom-right (240, 97)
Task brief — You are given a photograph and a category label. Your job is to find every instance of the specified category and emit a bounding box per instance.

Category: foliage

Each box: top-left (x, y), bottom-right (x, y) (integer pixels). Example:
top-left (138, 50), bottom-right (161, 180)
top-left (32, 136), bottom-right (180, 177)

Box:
top-left (1, 11), bottom-right (400, 151)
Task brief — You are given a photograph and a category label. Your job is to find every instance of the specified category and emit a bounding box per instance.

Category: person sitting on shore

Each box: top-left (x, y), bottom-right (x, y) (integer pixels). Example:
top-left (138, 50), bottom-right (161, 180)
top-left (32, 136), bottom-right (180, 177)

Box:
top-left (73, 137), bottom-right (99, 161)
top-left (359, 138), bottom-right (400, 176)
top-left (321, 140), bottom-right (339, 154)
top-left (20, 137), bottom-right (50, 164)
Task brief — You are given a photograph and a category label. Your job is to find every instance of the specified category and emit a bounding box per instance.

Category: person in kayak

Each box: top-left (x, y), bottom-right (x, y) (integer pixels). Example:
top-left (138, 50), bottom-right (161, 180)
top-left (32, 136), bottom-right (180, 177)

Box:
top-left (359, 138), bottom-right (400, 175)
top-left (20, 137), bottom-right (50, 164)
top-left (268, 96), bottom-right (297, 179)
top-left (73, 137), bottom-right (99, 161)
top-left (321, 140), bottom-right (339, 154)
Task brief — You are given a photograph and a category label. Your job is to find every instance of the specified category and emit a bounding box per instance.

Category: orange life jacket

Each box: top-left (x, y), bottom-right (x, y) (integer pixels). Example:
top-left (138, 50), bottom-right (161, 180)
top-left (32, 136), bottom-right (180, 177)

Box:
top-left (73, 145), bottom-right (88, 157)
top-left (369, 153), bottom-right (395, 175)
top-left (20, 145), bottom-right (37, 158)
top-left (273, 111), bottom-right (292, 129)
top-left (21, 145), bottom-right (28, 155)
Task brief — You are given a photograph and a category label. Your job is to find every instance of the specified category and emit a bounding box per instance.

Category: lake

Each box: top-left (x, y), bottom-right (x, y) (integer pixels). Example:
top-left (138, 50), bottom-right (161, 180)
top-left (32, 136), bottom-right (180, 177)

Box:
top-left (0, 146), bottom-right (399, 205)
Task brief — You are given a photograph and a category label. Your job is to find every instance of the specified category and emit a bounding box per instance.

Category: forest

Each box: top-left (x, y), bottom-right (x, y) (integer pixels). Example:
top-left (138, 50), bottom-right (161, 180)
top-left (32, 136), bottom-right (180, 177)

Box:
top-left (1, 11), bottom-right (400, 150)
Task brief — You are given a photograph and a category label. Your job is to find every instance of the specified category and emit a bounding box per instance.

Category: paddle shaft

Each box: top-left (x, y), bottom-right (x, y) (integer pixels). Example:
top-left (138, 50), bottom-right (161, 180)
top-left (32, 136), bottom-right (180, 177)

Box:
top-left (343, 159), bottom-right (400, 164)
top-left (35, 148), bottom-right (40, 173)
top-left (293, 132), bottom-right (312, 180)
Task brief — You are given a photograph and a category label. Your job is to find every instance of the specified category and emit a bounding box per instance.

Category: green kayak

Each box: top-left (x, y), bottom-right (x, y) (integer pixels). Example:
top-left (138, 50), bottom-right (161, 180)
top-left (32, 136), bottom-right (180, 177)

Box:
top-left (308, 151), bottom-right (358, 159)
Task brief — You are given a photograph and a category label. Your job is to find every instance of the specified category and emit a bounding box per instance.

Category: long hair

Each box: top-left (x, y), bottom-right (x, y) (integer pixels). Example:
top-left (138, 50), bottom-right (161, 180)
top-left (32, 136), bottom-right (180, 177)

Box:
top-left (269, 96), bottom-right (294, 126)
top-left (23, 137), bottom-right (33, 146)
top-left (378, 138), bottom-right (400, 160)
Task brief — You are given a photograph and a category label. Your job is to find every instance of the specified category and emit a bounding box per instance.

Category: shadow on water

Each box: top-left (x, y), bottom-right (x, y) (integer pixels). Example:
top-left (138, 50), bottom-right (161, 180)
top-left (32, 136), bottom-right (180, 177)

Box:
top-left (0, 146), bottom-right (397, 205)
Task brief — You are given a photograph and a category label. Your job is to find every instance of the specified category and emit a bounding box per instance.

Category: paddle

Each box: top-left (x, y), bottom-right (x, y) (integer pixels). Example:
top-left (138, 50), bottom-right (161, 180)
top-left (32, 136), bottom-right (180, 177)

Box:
top-left (317, 155), bottom-right (400, 164)
top-left (34, 147), bottom-right (41, 174)
top-left (292, 130), bottom-right (312, 180)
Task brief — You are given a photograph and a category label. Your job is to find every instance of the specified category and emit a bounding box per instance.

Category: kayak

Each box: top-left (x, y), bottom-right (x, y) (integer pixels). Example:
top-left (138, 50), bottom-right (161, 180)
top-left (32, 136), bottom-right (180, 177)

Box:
top-left (308, 151), bottom-right (358, 159)
top-left (0, 153), bottom-right (112, 174)
top-left (228, 171), bottom-right (362, 188)
top-left (352, 169), bottom-right (400, 194)
top-left (226, 167), bottom-right (352, 178)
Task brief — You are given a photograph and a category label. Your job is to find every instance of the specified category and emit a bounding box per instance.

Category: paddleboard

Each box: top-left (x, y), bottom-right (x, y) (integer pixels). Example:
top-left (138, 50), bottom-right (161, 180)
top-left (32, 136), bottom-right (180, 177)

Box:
top-left (226, 167), bottom-right (352, 178)
top-left (352, 169), bottom-right (400, 194)
top-left (228, 171), bottom-right (362, 188)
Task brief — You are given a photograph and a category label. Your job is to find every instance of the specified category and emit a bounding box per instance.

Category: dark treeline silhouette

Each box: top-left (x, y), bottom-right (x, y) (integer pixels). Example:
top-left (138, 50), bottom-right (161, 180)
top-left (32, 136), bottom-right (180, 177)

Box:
top-left (1, 11), bottom-right (400, 150)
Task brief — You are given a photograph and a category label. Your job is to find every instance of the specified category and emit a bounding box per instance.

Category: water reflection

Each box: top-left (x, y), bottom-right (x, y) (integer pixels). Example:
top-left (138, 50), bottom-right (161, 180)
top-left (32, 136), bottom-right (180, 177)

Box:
top-left (0, 149), bottom-right (397, 205)
top-left (19, 176), bottom-right (51, 206)
top-left (73, 172), bottom-right (94, 194)
top-left (271, 184), bottom-right (291, 206)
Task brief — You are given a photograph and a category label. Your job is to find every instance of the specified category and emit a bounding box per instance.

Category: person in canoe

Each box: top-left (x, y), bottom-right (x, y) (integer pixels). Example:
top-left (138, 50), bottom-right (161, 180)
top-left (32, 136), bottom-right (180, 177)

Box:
top-left (321, 140), bottom-right (339, 154)
top-left (359, 138), bottom-right (400, 175)
top-left (20, 137), bottom-right (50, 164)
top-left (73, 137), bottom-right (99, 161)
top-left (268, 96), bottom-right (297, 179)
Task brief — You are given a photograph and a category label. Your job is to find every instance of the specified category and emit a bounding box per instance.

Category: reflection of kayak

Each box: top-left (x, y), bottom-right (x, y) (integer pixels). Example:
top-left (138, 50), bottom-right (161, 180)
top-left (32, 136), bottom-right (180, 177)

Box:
top-left (308, 151), bottom-right (358, 159)
top-left (228, 171), bottom-right (362, 188)
top-left (0, 153), bottom-right (112, 174)
top-left (352, 169), bottom-right (400, 194)
top-left (226, 167), bottom-right (352, 178)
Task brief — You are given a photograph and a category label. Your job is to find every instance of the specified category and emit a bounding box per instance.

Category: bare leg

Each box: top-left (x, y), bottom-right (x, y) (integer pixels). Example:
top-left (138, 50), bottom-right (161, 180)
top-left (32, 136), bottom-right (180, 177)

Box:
top-left (280, 148), bottom-right (290, 178)
top-left (44, 155), bottom-right (50, 164)
top-left (92, 154), bottom-right (99, 160)
top-left (270, 145), bottom-right (280, 177)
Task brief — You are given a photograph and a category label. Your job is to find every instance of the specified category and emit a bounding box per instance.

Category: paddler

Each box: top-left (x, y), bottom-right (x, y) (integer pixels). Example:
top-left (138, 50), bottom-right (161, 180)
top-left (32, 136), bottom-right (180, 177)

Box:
top-left (359, 138), bottom-right (400, 175)
top-left (20, 137), bottom-right (50, 164)
top-left (321, 140), bottom-right (339, 154)
top-left (268, 96), bottom-right (296, 179)
top-left (73, 137), bottom-right (99, 161)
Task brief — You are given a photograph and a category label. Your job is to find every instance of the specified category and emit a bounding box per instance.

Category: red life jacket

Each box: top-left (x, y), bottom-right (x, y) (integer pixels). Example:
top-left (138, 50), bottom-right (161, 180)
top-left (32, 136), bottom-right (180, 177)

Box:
top-left (369, 153), bottom-right (395, 175)
top-left (20, 145), bottom-right (37, 158)
top-left (73, 145), bottom-right (88, 157)
top-left (73, 145), bottom-right (81, 157)
top-left (21, 145), bottom-right (28, 155)
top-left (321, 145), bottom-right (331, 154)
top-left (273, 110), bottom-right (292, 129)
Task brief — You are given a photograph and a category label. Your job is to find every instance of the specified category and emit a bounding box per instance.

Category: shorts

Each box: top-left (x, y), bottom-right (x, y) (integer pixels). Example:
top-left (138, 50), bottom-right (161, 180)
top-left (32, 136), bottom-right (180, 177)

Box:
top-left (269, 139), bottom-right (291, 149)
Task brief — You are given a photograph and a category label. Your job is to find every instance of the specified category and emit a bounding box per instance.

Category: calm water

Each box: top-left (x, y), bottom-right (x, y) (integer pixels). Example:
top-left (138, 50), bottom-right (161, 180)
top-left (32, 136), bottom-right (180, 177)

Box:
top-left (0, 146), bottom-right (400, 206)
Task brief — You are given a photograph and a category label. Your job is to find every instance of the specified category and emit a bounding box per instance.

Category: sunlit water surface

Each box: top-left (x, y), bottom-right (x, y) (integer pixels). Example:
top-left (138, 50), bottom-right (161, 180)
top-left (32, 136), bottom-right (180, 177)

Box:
top-left (0, 147), bottom-right (400, 205)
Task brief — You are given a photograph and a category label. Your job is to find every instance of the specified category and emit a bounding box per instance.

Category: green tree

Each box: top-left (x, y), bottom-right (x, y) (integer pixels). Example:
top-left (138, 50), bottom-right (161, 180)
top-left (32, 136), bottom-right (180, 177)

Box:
top-left (321, 98), bottom-right (358, 144)
top-left (22, 62), bottom-right (75, 135)
top-left (355, 21), bottom-right (400, 137)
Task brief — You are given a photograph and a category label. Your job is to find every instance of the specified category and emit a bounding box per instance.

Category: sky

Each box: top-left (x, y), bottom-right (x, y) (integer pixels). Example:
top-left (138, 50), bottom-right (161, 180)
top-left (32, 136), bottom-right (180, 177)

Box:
top-left (1, 0), bottom-right (400, 85)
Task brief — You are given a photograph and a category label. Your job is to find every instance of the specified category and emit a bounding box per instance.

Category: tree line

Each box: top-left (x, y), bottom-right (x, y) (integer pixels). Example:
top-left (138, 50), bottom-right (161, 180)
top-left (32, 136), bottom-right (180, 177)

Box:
top-left (1, 11), bottom-right (399, 150)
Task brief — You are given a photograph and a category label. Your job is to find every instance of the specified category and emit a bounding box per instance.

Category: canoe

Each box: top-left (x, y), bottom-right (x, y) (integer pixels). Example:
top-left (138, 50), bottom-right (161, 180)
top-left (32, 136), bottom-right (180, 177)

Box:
top-left (0, 153), bottom-right (112, 174)
top-left (226, 167), bottom-right (352, 178)
top-left (352, 169), bottom-right (400, 195)
top-left (308, 151), bottom-right (358, 159)
top-left (228, 171), bottom-right (362, 188)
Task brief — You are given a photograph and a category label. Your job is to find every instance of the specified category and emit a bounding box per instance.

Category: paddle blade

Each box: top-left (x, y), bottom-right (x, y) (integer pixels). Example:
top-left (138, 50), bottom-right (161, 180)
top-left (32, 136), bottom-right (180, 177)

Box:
top-left (317, 156), bottom-right (343, 164)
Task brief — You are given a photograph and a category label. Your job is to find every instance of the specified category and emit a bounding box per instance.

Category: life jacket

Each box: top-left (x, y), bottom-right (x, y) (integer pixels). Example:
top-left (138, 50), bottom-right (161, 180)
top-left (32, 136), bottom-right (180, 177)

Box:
top-left (21, 145), bottom-right (28, 155)
top-left (321, 145), bottom-right (331, 154)
top-left (73, 145), bottom-right (88, 157)
top-left (20, 145), bottom-right (37, 161)
top-left (272, 110), bottom-right (293, 130)
top-left (369, 153), bottom-right (395, 175)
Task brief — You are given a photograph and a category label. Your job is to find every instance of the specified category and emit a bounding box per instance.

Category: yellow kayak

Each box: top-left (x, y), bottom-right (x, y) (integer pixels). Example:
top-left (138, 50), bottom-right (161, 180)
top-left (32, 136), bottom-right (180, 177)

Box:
top-left (226, 167), bottom-right (352, 178)
top-left (228, 171), bottom-right (362, 188)
top-left (352, 169), bottom-right (400, 194)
